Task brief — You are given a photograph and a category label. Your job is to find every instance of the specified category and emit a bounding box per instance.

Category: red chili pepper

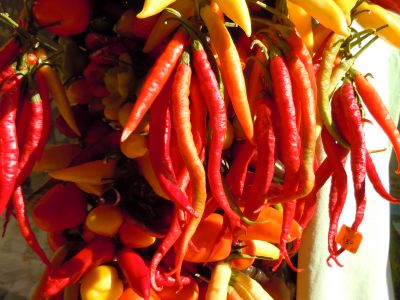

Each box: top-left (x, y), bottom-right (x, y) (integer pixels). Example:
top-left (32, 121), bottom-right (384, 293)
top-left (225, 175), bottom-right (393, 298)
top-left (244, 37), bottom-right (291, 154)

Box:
top-left (42, 236), bottom-right (116, 297)
top-left (170, 52), bottom-right (207, 285)
top-left (148, 78), bottom-right (197, 217)
top-left (12, 187), bottom-right (50, 266)
top-left (189, 74), bottom-right (207, 160)
top-left (121, 29), bottom-right (188, 142)
top-left (243, 98), bottom-right (276, 220)
top-left (14, 92), bottom-right (44, 188)
top-left (337, 80), bottom-right (367, 232)
top-left (0, 74), bottom-right (22, 216)
top-left (0, 35), bottom-right (23, 72)
top-left (321, 126), bottom-right (348, 266)
top-left (366, 152), bottom-right (400, 203)
top-left (352, 70), bottom-right (400, 174)
top-left (150, 207), bottom-right (182, 291)
top-left (203, 140), bottom-right (255, 219)
top-left (271, 38), bottom-right (317, 204)
top-left (286, 30), bottom-right (318, 103)
top-left (117, 247), bottom-right (151, 300)
top-left (192, 39), bottom-right (241, 229)
top-left (267, 44), bottom-right (301, 271)
top-left (154, 269), bottom-right (193, 289)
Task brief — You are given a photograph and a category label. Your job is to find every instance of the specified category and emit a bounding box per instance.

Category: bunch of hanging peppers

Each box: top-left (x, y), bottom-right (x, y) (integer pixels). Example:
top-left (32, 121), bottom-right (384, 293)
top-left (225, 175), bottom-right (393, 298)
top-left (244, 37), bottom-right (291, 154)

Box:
top-left (0, 0), bottom-right (400, 299)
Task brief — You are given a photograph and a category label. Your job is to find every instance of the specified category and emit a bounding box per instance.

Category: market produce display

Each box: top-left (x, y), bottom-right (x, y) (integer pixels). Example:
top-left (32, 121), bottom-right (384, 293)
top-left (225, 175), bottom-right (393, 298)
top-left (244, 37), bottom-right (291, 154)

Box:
top-left (0, 0), bottom-right (399, 299)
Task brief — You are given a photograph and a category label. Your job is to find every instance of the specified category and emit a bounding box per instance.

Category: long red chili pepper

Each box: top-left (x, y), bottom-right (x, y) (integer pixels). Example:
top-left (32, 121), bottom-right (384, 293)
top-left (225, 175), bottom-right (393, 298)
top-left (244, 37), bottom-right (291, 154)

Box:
top-left (170, 52), bottom-right (207, 285)
top-left (268, 44), bottom-right (301, 271)
top-left (148, 78), bottom-right (197, 217)
top-left (271, 39), bottom-right (317, 204)
top-left (14, 93), bottom-right (44, 188)
top-left (189, 74), bottom-right (207, 160)
top-left (12, 187), bottom-right (50, 266)
top-left (42, 236), bottom-right (116, 297)
top-left (192, 39), bottom-right (241, 229)
top-left (117, 247), bottom-right (151, 300)
top-left (243, 98), bottom-right (276, 220)
top-left (121, 29), bottom-right (188, 142)
top-left (0, 73), bottom-right (22, 216)
top-left (352, 70), bottom-right (400, 174)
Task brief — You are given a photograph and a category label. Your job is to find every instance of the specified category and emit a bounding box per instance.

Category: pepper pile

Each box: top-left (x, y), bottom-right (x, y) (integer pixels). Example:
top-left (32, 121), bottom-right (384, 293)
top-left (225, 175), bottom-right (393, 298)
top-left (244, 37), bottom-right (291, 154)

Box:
top-left (0, 0), bottom-right (400, 299)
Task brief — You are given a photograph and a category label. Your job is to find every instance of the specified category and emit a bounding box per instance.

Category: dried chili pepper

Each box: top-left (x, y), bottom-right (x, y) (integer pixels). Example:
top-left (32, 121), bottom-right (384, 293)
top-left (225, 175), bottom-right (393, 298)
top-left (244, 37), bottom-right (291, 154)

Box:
top-left (338, 80), bottom-right (367, 232)
top-left (242, 98), bottom-right (276, 220)
top-left (121, 29), bottom-right (188, 142)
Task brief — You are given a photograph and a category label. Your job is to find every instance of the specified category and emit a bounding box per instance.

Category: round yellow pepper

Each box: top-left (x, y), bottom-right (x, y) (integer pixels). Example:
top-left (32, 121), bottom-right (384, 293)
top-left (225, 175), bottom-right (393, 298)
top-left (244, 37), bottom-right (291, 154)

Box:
top-left (80, 265), bottom-right (123, 300)
top-left (85, 205), bottom-right (123, 237)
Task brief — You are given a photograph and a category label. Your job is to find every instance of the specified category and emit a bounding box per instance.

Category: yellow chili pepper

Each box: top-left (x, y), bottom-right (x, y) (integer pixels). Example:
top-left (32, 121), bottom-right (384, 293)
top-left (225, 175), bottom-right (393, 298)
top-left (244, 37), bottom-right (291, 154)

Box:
top-left (334, 0), bottom-right (358, 25)
top-left (231, 270), bottom-right (273, 300)
top-left (354, 2), bottom-right (400, 49)
top-left (48, 158), bottom-right (117, 185)
top-left (214, 0), bottom-right (252, 37)
top-left (290, 0), bottom-right (349, 37)
top-left (288, 0), bottom-right (314, 54)
top-left (205, 261), bottom-right (232, 300)
top-left (200, 2), bottom-right (254, 143)
top-left (143, 0), bottom-right (195, 53)
top-left (137, 0), bottom-right (176, 19)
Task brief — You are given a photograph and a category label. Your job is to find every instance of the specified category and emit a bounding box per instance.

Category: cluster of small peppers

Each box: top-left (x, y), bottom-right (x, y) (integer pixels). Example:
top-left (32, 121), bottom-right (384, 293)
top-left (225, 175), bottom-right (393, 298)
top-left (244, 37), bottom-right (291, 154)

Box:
top-left (0, 0), bottom-right (400, 299)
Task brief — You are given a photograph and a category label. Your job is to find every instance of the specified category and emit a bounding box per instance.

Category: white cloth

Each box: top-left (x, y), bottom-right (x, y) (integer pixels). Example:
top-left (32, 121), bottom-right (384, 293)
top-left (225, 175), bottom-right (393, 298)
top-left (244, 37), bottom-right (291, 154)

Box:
top-left (297, 37), bottom-right (397, 300)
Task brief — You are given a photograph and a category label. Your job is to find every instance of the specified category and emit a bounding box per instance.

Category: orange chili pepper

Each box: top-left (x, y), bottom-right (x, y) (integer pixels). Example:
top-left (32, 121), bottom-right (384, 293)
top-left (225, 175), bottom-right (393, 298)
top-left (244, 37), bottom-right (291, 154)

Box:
top-left (48, 158), bottom-right (117, 185)
top-left (287, 1), bottom-right (314, 54)
top-left (143, 0), bottom-right (195, 53)
top-left (200, 2), bottom-right (254, 143)
top-left (35, 64), bottom-right (81, 136)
